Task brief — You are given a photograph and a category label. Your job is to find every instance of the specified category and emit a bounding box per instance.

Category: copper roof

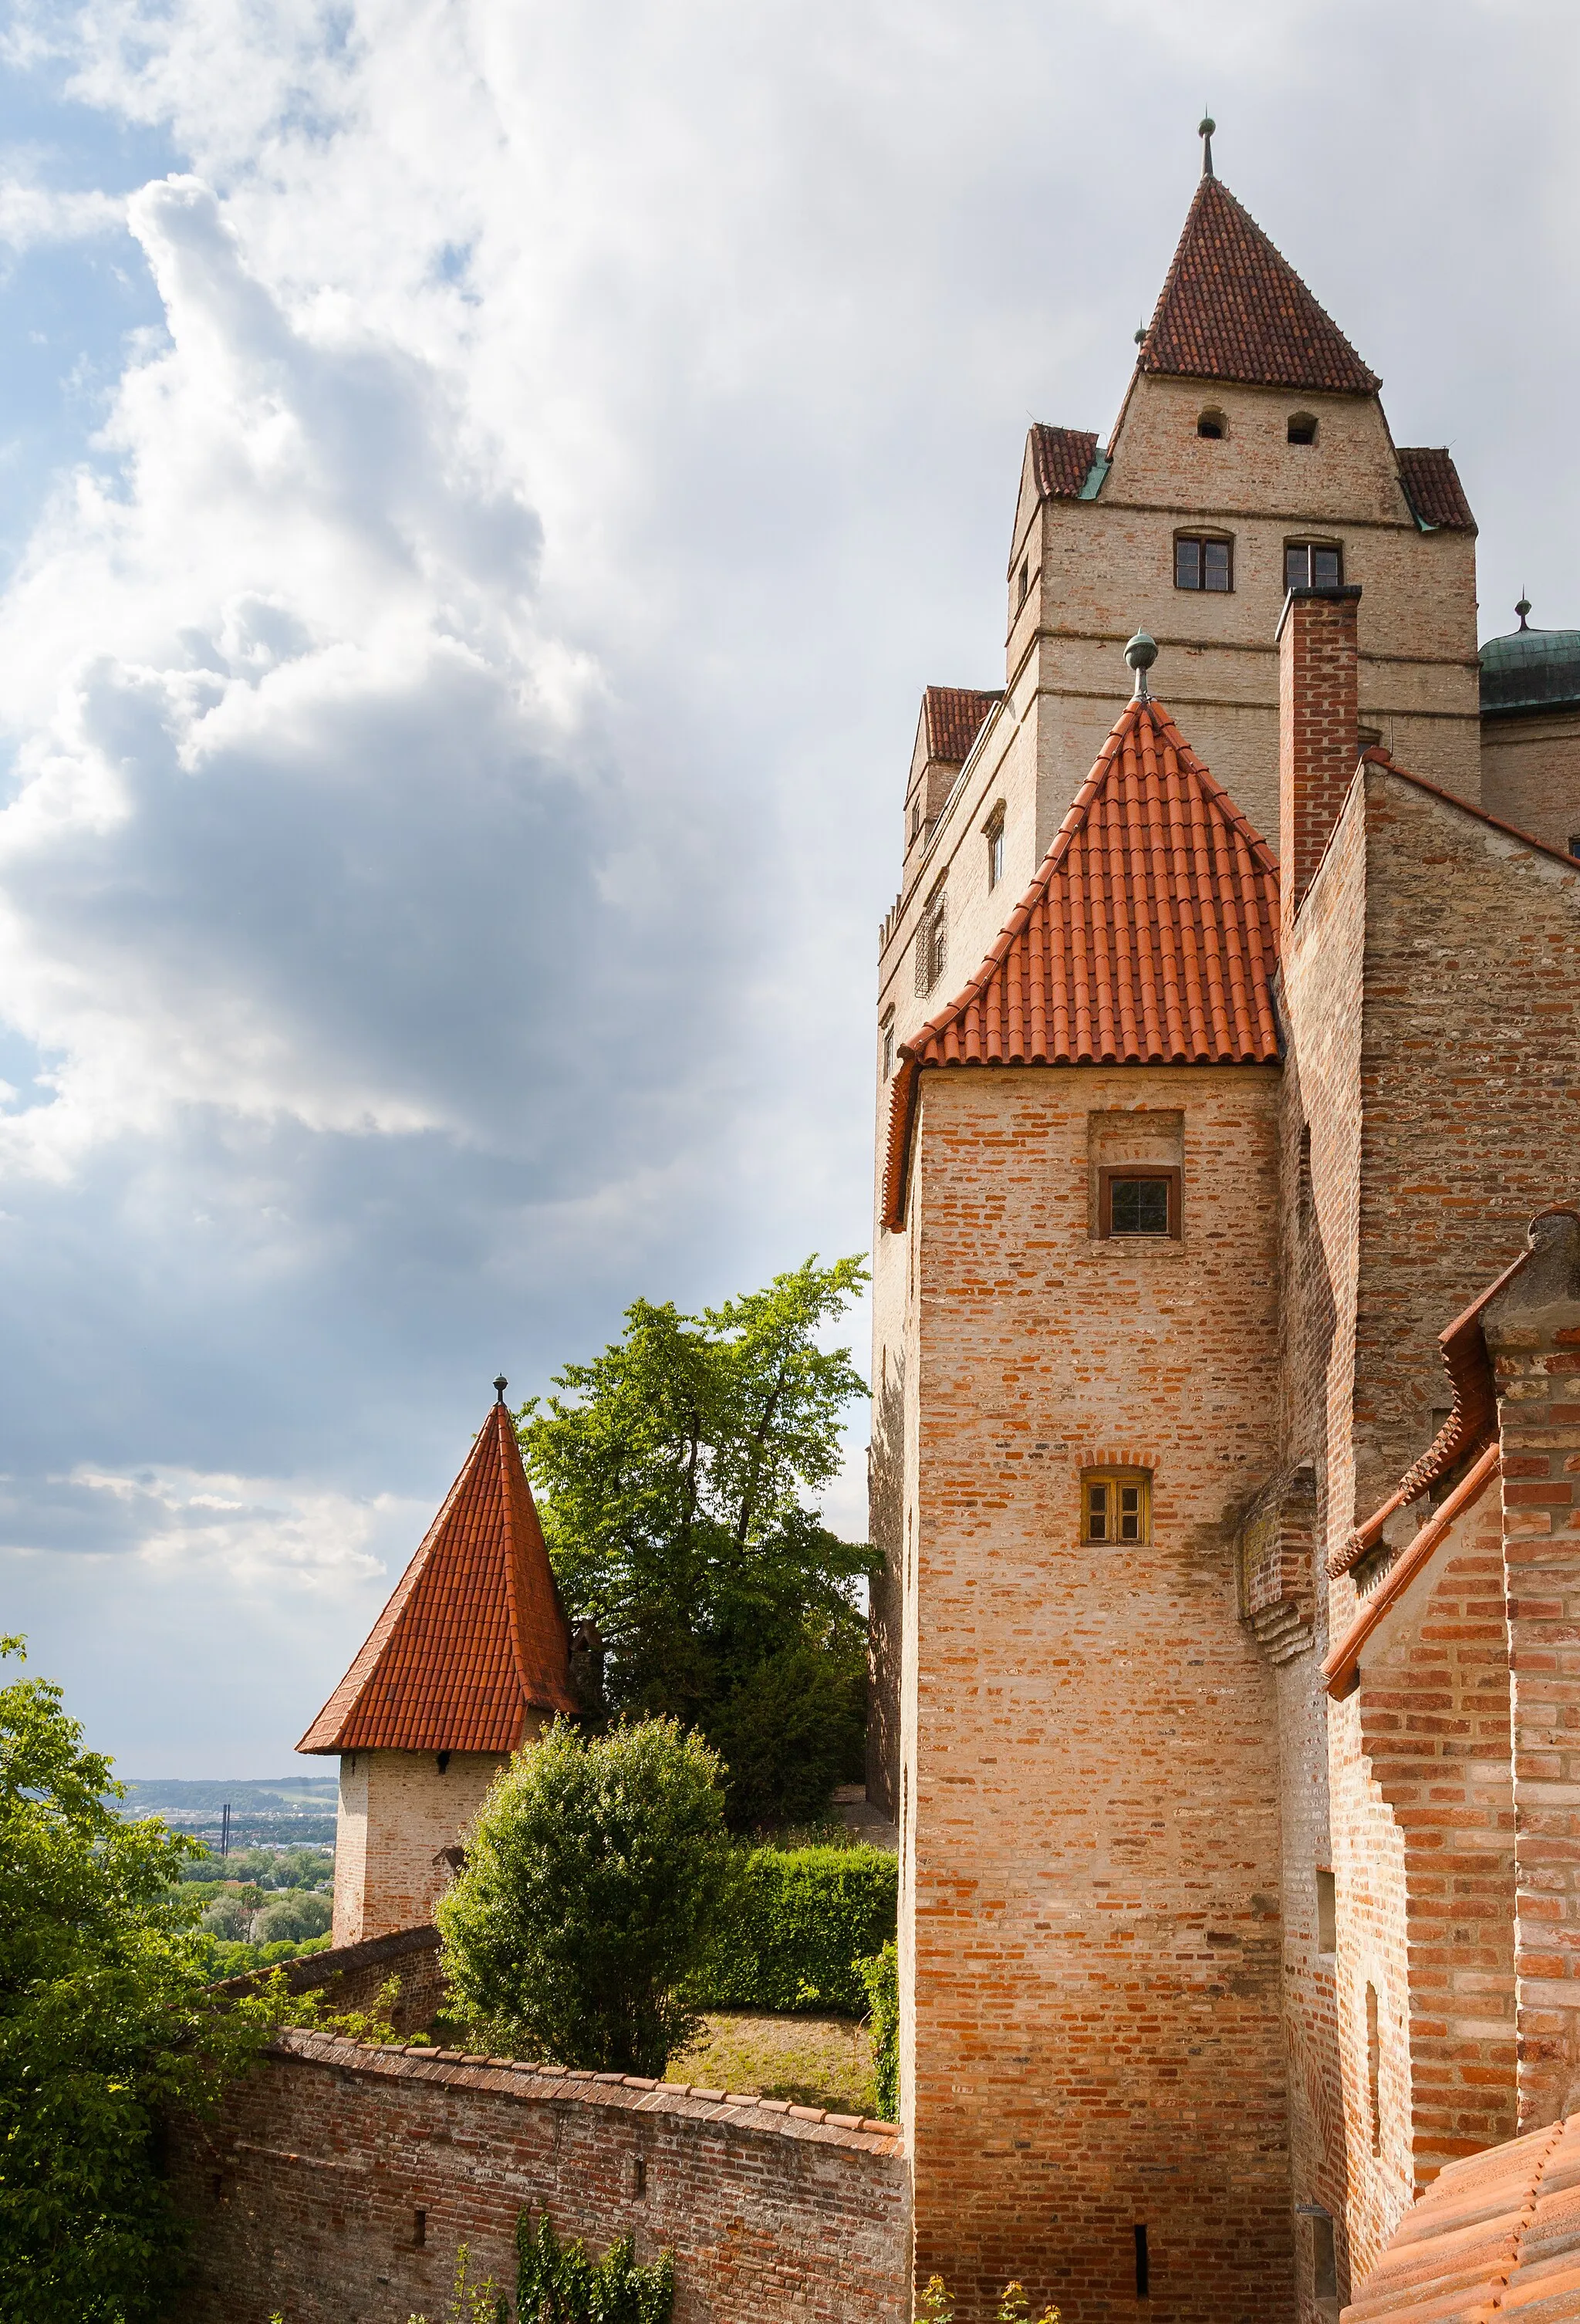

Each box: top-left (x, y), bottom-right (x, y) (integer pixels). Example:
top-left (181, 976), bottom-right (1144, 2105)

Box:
top-left (298, 1399), bottom-right (577, 1755)
top-left (883, 694), bottom-right (1281, 1228)
top-left (1028, 424), bottom-right (1100, 501)
top-left (1138, 175), bottom-right (1379, 397)
top-left (1396, 447), bottom-right (1476, 532)
top-left (923, 686), bottom-right (1002, 763)
top-left (1342, 2109), bottom-right (1580, 2322)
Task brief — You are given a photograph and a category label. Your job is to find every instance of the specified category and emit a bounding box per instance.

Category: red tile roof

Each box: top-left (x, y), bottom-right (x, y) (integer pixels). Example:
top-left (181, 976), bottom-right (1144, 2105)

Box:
top-left (1396, 446), bottom-right (1477, 531)
top-left (883, 694), bottom-right (1281, 1229)
top-left (298, 1397), bottom-right (577, 1755)
top-left (1342, 2109), bottom-right (1580, 2323)
top-left (1138, 175), bottom-right (1379, 397)
top-left (1028, 424), bottom-right (1100, 501)
top-left (923, 686), bottom-right (1002, 764)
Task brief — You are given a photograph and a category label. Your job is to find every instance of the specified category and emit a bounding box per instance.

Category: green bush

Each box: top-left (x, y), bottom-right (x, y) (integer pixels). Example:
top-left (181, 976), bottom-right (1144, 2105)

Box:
top-left (702, 1844), bottom-right (896, 2016)
top-left (858, 1940), bottom-right (898, 2119)
top-left (515, 2207), bottom-right (674, 2324)
top-left (705, 1637), bottom-right (866, 1833)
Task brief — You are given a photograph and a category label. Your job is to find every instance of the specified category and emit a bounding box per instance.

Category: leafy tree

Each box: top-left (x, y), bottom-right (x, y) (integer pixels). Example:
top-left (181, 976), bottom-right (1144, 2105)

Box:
top-left (0, 1638), bottom-right (274, 2324)
top-left (255, 1889), bottom-right (333, 1944)
top-left (518, 1255), bottom-right (874, 1827)
top-left (437, 1718), bottom-right (738, 2076)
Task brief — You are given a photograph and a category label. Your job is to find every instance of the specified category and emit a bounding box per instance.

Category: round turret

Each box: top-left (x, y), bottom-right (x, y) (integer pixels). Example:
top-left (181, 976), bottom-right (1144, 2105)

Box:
top-left (1480, 602), bottom-right (1580, 717)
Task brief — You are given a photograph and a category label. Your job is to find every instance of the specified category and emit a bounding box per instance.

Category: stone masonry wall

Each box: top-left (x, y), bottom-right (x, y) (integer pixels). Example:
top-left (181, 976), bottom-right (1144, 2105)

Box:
top-left (333, 1748), bottom-right (513, 1945)
top-left (208, 1922), bottom-right (446, 2035)
top-left (1480, 711), bottom-right (1580, 860)
top-left (167, 2032), bottom-right (908, 2324)
top-left (901, 1061), bottom-right (1292, 2324)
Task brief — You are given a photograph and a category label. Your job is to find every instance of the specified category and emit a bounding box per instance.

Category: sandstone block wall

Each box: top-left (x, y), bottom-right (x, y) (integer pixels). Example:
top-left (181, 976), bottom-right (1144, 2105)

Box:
top-left (168, 2032), bottom-right (908, 2324)
top-left (896, 1062), bottom-right (1292, 2323)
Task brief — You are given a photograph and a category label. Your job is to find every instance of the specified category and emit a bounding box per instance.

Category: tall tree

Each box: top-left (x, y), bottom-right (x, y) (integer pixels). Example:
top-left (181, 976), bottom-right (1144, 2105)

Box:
top-left (518, 1255), bottom-right (873, 1827)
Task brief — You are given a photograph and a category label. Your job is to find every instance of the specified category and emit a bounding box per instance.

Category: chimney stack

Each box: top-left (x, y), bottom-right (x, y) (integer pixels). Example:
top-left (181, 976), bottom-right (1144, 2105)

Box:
top-left (1278, 584), bottom-right (1362, 931)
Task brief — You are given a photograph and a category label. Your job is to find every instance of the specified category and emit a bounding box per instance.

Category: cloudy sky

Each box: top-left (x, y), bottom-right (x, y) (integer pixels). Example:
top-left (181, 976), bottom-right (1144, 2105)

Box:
top-left (0, 0), bottom-right (1573, 1775)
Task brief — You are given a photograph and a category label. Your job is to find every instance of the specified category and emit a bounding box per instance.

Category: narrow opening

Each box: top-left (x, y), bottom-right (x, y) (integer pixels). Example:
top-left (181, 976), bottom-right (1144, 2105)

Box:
top-left (632, 2155), bottom-right (648, 2198)
top-left (1366, 1984), bottom-right (1382, 2157)
top-left (986, 813), bottom-right (1005, 890)
top-left (1569, 833), bottom-right (1580, 863)
top-left (435, 1751), bottom-right (451, 1775)
top-left (881, 1013), bottom-right (895, 1080)
top-left (1288, 413), bottom-right (1318, 446)
top-left (1197, 408), bottom-right (1226, 439)
top-left (1315, 1867), bottom-right (1336, 1954)
top-left (1298, 1125), bottom-right (1313, 1232)
top-left (210, 2172), bottom-right (225, 2201)
top-left (414, 2207), bottom-right (427, 2248)
top-left (1312, 2212), bottom-right (1337, 2299)
top-left (1017, 559), bottom-right (1029, 610)
top-left (1134, 2224), bottom-right (1150, 2299)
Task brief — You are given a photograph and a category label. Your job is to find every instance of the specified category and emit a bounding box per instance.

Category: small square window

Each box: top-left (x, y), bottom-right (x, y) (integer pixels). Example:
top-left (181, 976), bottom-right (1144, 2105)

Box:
top-left (1083, 1471), bottom-right (1151, 1544)
top-left (1176, 535), bottom-right (1232, 592)
top-left (1098, 1167), bottom-right (1180, 1239)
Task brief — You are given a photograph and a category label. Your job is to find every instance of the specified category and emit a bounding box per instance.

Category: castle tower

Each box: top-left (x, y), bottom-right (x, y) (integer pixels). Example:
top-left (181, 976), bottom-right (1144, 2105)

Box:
top-left (299, 1383), bottom-right (579, 1945)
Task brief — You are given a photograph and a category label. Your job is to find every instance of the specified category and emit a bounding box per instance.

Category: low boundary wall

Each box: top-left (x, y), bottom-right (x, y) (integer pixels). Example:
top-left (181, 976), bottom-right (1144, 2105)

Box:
top-left (206, 1922), bottom-right (444, 2034)
top-left (168, 2029), bottom-right (910, 2322)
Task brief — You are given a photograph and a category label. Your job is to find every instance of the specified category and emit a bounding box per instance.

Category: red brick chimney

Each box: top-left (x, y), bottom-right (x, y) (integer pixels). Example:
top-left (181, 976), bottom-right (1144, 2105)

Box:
top-left (1278, 583), bottom-right (1362, 931)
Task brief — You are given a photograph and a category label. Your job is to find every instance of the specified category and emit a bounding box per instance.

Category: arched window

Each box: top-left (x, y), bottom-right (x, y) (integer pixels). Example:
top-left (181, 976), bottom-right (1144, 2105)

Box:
top-left (1175, 532), bottom-right (1234, 592)
top-left (1197, 407), bottom-right (1227, 440)
top-left (1288, 413), bottom-right (1318, 445)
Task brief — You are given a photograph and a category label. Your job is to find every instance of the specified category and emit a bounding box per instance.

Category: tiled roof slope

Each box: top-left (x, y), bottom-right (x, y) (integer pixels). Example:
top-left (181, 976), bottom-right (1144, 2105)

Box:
top-left (1342, 2108), bottom-right (1580, 2322)
top-left (883, 694), bottom-right (1281, 1228)
top-left (923, 686), bottom-right (1002, 763)
top-left (1139, 175), bottom-right (1379, 396)
top-left (1397, 446), bottom-right (1477, 531)
top-left (299, 1398), bottom-right (577, 1755)
top-left (1028, 424), bottom-right (1099, 500)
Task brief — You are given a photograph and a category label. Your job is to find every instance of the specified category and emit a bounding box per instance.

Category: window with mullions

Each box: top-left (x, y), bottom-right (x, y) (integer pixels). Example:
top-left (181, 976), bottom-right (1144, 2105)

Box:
top-left (1286, 542), bottom-right (1343, 591)
top-left (1175, 534), bottom-right (1233, 592)
top-left (1097, 1166), bottom-right (1180, 1239)
top-left (1083, 1471), bottom-right (1151, 1545)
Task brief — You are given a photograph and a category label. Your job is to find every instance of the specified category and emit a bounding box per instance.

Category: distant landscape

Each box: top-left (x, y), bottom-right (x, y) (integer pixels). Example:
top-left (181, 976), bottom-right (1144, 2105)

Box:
top-left (115, 1777), bottom-right (339, 1850)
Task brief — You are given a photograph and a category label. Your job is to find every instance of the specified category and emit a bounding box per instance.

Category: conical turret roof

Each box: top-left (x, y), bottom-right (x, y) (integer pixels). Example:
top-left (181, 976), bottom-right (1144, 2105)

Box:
top-left (299, 1395), bottom-right (577, 1755)
top-left (1138, 174), bottom-right (1379, 397)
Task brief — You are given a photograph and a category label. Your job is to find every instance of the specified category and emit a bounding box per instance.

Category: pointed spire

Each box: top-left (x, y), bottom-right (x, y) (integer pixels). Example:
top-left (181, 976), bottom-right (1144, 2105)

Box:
top-left (298, 1396), bottom-right (578, 1755)
top-left (1139, 175), bottom-right (1379, 396)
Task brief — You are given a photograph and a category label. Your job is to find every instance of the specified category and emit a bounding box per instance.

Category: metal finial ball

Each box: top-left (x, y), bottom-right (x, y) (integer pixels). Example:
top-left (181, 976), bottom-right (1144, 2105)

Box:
top-left (494, 1373), bottom-right (508, 1401)
top-left (1199, 115), bottom-right (1215, 139)
top-left (1125, 630), bottom-right (1159, 674)
top-left (1516, 596), bottom-right (1532, 630)
top-left (1134, 326), bottom-right (1147, 345)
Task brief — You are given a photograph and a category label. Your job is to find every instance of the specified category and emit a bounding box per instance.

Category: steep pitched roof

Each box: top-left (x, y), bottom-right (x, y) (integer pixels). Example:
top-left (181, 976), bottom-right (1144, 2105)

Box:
top-left (299, 1397), bottom-right (577, 1755)
top-left (1028, 424), bottom-right (1100, 500)
top-left (1341, 2108), bottom-right (1580, 2323)
top-left (923, 686), bottom-right (1002, 763)
top-left (883, 694), bottom-right (1281, 1229)
top-left (1396, 446), bottom-right (1476, 531)
top-left (1138, 175), bottom-right (1379, 397)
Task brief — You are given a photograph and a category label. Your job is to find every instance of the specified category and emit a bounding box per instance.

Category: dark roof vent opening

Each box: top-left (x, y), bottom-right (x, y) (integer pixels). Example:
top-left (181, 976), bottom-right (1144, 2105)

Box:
top-left (1288, 414), bottom-right (1318, 445)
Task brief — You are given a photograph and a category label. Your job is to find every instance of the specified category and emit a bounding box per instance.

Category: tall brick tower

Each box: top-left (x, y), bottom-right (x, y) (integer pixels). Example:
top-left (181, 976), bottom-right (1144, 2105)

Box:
top-left (299, 1383), bottom-right (578, 1945)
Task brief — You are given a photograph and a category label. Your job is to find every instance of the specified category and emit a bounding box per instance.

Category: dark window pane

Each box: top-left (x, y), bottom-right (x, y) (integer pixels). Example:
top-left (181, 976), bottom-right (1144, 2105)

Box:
top-left (1175, 537), bottom-right (1200, 590)
top-left (1286, 545), bottom-right (1308, 592)
top-left (1087, 1483), bottom-right (1108, 1540)
top-left (1203, 539), bottom-right (1231, 591)
top-left (1119, 1486), bottom-right (1141, 1541)
top-left (1312, 545), bottom-right (1342, 588)
top-left (1110, 1177), bottom-right (1170, 1235)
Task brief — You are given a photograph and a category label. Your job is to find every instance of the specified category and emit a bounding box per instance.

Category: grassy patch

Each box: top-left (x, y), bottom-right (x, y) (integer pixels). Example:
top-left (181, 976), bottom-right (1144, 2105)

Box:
top-left (665, 2010), bottom-right (874, 2114)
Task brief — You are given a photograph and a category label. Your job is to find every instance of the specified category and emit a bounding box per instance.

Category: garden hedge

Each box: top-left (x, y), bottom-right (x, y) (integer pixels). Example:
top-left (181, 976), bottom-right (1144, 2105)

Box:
top-left (703, 1843), bottom-right (896, 2015)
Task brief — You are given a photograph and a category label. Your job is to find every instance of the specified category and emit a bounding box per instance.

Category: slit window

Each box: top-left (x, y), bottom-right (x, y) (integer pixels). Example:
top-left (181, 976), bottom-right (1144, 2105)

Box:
top-left (881, 1013), bottom-right (895, 1079)
top-left (1017, 560), bottom-right (1029, 610)
top-left (986, 811), bottom-right (1005, 890)
top-left (414, 2207), bottom-right (427, 2248)
top-left (1312, 2213), bottom-right (1337, 2299)
top-left (1099, 1166), bottom-right (1180, 1239)
top-left (1175, 533), bottom-right (1232, 592)
top-left (1084, 1471), bottom-right (1151, 1545)
top-left (1366, 1983), bottom-right (1382, 2157)
top-left (1286, 542), bottom-right (1343, 591)
top-left (1316, 1867), bottom-right (1336, 1954)
top-left (1134, 2225), bottom-right (1150, 2299)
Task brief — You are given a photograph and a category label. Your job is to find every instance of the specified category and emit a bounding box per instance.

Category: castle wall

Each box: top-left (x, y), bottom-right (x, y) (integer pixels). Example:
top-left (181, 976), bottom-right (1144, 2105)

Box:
top-left (1480, 708), bottom-right (1580, 859)
top-left (897, 1060), bottom-right (1291, 2323)
top-left (333, 1748), bottom-right (514, 1946)
top-left (167, 2031), bottom-right (907, 2324)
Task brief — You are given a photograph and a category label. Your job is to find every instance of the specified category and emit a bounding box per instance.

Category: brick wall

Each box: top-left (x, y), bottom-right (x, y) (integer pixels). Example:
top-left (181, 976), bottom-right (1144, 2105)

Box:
top-left (168, 2031), bottom-right (908, 2324)
top-left (333, 1748), bottom-right (515, 1944)
top-left (1280, 588), bottom-right (1362, 929)
top-left (899, 1062), bottom-right (1292, 2323)
top-left (208, 1922), bottom-right (445, 2035)
top-left (1480, 711), bottom-right (1580, 857)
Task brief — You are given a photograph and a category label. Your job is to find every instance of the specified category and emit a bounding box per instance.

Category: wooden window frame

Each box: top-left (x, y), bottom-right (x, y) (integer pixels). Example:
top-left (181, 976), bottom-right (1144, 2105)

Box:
top-left (1083, 1468), bottom-right (1152, 1545)
top-left (1174, 532), bottom-right (1234, 593)
top-left (1097, 1165), bottom-right (1181, 1240)
top-left (1285, 539), bottom-right (1344, 592)
top-left (984, 806), bottom-right (1005, 890)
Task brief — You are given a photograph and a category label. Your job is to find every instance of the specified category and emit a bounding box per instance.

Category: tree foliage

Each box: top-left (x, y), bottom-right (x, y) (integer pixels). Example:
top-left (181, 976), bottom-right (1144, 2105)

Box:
top-left (0, 1638), bottom-right (275, 2324)
top-left (518, 1255), bottom-right (873, 1827)
top-left (437, 1718), bottom-right (738, 2077)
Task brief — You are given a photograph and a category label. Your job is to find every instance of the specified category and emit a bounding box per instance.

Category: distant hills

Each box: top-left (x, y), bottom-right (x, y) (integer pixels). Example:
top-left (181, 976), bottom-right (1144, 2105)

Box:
top-left (115, 1778), bottom-right (339, 1814)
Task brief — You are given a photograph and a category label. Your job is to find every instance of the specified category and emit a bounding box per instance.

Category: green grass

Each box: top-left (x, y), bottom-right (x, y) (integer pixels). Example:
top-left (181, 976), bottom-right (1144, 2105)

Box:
top-left (664, 2010), bottom-right (875, 2114)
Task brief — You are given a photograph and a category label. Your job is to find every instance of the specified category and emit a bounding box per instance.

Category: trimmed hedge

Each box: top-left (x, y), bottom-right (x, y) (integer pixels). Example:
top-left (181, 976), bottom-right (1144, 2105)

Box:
top-left (703, 1843), bottom-right (896, 2016)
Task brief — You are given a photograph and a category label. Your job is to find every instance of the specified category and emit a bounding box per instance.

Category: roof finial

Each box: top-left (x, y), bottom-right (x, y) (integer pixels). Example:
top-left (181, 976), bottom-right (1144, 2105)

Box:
top-left (1134, 319), bottom-right (1148, 346)
top-left (1125, 630), bottom-right (1158, 702)
top-left (1199, 113), bottom-right (1216, 178)
top-left (1516, 593), bottom-right (1531, 631)
top-left (493, 1373), bottom-right (508, 1404)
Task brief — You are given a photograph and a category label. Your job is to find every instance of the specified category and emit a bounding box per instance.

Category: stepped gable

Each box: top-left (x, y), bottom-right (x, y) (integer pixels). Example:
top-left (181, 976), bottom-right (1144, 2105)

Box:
top-left (1396, 445), bottom-right (1477, 531)
top-left (299, 1397), bottom-right (576, 1755)
top-left (923, 686), bottom-right (1001, 763)
top-left (1138, 174), bottom-right (1379, 396)
top-left (1341, 2108), bottom-right (1580, 2322)
top-left (1028, 424), bottom-right (1099, 500)
top-left (883, 694), bottom-right (1281, 1228)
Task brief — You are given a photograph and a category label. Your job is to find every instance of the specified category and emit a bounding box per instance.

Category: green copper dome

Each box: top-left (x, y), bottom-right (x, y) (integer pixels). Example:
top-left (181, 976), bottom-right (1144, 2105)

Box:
top-left (1480, 606), bottom-right (1580, 717)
